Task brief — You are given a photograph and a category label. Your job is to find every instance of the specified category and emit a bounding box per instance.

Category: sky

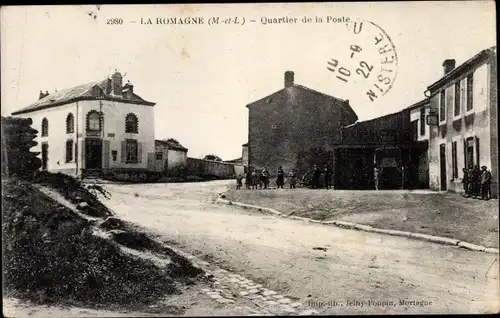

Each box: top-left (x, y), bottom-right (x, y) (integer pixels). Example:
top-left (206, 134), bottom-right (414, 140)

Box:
top-left (1, 2), bottom-right (496, 160)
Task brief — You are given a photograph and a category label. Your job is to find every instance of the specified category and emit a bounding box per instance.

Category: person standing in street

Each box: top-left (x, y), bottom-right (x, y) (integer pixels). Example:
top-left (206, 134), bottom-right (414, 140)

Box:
top-left (245, 167), bottom-right (252, 189)
top-left (480, 166), bottom-right (492, 200)
top-left (261, 167), bottom-right (270, 189)
top-left (461, 167), bottom-right (470, 197)
top-left (276, 166), bottom-right (285, 189)
top-left (311, 164), bottom-right (321, 189)
top-left (251, 170), bottom-right (258, 189)
top-left (472, 165), bottom-right (482, 198)
top-left (324, 165), bottom-right (332, 189)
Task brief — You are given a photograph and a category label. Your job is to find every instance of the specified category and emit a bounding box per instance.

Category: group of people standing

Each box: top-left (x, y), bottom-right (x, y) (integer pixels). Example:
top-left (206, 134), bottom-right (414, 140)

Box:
top-left (236, 166), bottom-right (297, 190)
top-left (235, 164), bottom-right (333, 190)
top-left (461, 165), bottom-right (492, 200)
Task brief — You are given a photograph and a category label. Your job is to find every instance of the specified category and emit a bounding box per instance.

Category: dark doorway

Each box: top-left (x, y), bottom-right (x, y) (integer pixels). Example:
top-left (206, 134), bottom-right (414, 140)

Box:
top-left (439, 144), bottom-right (447, 191)
top-left (85, 139), bottom-right (102, 169)
top-left (41, 143), bottom-right (48, 171)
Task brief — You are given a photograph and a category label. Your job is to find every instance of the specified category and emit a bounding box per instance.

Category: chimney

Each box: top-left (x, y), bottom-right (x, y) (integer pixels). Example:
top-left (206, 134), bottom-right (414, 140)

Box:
top-left (39, 90), bottom-right (45, 100)
top-left (124, 80), bottom-right (134, 99)
top-left (111, 70), bottom-right (123, 96)
top-left (284, 71), bottom-right (294, 88)
top-left (442, 59), bottom-right (456, 75)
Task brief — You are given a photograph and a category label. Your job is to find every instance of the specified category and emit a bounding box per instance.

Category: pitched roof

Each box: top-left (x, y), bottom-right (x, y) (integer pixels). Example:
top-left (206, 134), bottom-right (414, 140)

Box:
top-left (427, 46), bottom-right (496, 92)
top-left (12, 78), bottom-right (155, 115)
top-left (245, 84), bottom-right (358, 123)
top-left (155, 139), bottom-right (188, 152)
top-left (224, 157), bottom-right (243, 164)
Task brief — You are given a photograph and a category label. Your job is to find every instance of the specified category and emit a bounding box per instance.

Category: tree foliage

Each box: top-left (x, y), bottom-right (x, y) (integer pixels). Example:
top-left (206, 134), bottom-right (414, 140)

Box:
top-left (203, 154), bottom-right (222, 162)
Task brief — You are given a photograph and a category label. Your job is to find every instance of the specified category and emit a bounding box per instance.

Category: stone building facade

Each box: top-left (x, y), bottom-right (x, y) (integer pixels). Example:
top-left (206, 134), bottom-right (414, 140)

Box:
top-left (246, 71), bottom-right (358, 172)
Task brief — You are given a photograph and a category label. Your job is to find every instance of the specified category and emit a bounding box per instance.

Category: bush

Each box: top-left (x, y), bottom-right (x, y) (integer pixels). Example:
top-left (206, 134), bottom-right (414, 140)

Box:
top-left (2, 179), bottom-right (202, 309)
top-left (32, 171), bottom-right (113, 217)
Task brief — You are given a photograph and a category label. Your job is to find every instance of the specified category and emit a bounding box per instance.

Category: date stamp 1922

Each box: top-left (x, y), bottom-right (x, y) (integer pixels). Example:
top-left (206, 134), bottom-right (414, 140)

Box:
top-left (326, 19), bottom-right (399, 102)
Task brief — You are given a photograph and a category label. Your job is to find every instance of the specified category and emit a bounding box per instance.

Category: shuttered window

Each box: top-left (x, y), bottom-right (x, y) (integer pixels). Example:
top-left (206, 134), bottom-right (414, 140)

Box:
top-left (125, 139), bottom-right (138, 163)
top-left (419, 108), bottom-right (425, 136)
top-left (439, 91), bottom-right (446, 122)
top-left (454, 82), bottom-right (460, 117)
top-left (452, 141), bottom-right (458, 178)
top-left (466, 73), bottom-right (474, 111)
top-left (65, 140), bottom-right (74, 162)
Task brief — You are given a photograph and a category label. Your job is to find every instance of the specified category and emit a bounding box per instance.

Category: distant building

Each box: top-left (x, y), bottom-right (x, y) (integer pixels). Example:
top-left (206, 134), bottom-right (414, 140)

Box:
top-left (242, 143), bottom-right (249, 166)
top-left (11, 71), bottom-right (156, 178)
top-left (426, 46), bottom-right (497, 197)
top-left (333, 99), bottom-right (430, 189)
top-left (154, 138), bottom-right (188, 172)
top-left (246, 71), bottom-right (358, 171)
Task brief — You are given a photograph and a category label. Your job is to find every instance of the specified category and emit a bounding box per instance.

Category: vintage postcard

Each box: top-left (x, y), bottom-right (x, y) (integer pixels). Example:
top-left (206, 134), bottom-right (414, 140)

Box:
top-left (1, 2), bottom-right (498, 316)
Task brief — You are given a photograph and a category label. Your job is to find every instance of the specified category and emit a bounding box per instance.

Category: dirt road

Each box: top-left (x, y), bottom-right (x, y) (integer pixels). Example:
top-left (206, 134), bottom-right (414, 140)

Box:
top-left (103, 181), bottom-right (499, 315)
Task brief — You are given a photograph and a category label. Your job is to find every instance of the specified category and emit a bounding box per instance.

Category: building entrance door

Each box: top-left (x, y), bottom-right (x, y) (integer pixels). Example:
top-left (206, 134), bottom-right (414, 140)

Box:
top-left (85, 139), bottom-right (102, 169)
top-left (439, 144), bottom-right (447, 191)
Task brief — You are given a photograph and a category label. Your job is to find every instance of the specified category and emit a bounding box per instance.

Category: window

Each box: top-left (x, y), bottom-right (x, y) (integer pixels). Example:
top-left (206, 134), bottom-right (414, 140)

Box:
top-left (111, 150), bottom-right (117, 162)
top-left (439, 90), bottom-right (446, 122)
top-left (86, 111), bottom-right (102, 131)
top-left (125, 113), bottom-right (138, 133)
top-left (126, 139), bottom-right (138, 163)
top-left (454, 82), bottom-right (461, 117)
top-left (41, 118), bottom-right (48, 137)
top-left (475, 137), bottom-right (480, 167)
top-left (452, 141), bottom-right (458, 178)
top-left (156, 152), bottom-right (163, 160)
top-left (66, 113), bottom-right (74, 134)
top-left (420, 108), bottom-right (426, 136)
top-left (465, 137), bottom-right (474, 168)
top-left (466, 73), bottom-right (474, 111)
top-left (65, 140), bottom-right (74, 162)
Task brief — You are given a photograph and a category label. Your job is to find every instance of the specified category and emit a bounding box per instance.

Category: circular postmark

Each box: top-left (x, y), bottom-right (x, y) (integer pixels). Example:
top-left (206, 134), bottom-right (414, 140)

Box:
top-left (326, 19), bottom-right (399, 103)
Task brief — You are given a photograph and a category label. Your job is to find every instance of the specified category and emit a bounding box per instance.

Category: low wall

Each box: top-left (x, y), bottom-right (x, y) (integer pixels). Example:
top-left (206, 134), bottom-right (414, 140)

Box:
top-left (186, 158), bottom-right (236, 179)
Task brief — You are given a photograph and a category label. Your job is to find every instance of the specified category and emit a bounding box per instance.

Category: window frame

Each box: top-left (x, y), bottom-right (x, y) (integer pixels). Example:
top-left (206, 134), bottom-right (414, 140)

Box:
top-left (66, 113), bottom-right (75, 134)
top-left (125, 113), bottom-right (139, 134)
top-left (86, 111), bottom-right (102, 132)
top-left (125, 139), bottom-right (138, 164)
top-left (439, 90), bottom-right (446, 125)
top-left (65, 139), bottom-right (74, 163)
top-left (453, 81), bottom-right (461, 119)
top-left (451, 141), bottom-right (458, 179)
top-left (155, 152), bottom-right (163, 160)
top-left (465, 73), bottom-right (474, 114)
top-left (419, 107), bottom-right (426, 136)
top-left (41, 118), bottom-right (49, 137)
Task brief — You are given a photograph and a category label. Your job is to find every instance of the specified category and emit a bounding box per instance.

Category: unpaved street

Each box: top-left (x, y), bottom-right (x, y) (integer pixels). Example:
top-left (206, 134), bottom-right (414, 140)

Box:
top-left (103, 181), bottom-right (499, 315)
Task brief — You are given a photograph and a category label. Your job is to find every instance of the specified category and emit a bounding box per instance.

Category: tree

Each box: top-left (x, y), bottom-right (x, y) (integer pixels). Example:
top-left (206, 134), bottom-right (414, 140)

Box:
top-left (203, 154), bottom-right (222, 162)
top-left (1, 116), bottom-right (41, 179)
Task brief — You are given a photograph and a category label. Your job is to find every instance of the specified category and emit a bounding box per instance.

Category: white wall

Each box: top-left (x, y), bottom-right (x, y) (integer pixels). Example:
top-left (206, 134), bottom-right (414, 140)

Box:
top-left (409, 106), bottom-right (430, 141)
top-left (15, 103), bottom-right (78, 175)
top-left (14, 98), bottom-right (156, 175)
top-left (79, 100), bottom-right (155, 170)
top-left (167, 149), bottom-right (187, 168)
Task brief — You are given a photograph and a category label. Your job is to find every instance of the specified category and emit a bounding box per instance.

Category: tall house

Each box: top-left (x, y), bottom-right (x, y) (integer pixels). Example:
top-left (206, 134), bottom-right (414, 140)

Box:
top-left (427, 46), bottom-right (497, 197)
top-left (11, 71), bottom-right (156, 178)
top-left (246, 71), bottom-right (358, 172)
